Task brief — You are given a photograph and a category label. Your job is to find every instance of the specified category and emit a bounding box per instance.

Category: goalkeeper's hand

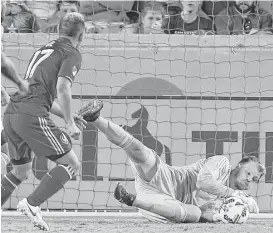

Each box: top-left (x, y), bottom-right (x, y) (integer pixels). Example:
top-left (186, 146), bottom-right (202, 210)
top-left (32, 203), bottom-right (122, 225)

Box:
top-left (232, 190), bottom-right (259, 213)
top-left (199, 198), bottom-right (224, 222)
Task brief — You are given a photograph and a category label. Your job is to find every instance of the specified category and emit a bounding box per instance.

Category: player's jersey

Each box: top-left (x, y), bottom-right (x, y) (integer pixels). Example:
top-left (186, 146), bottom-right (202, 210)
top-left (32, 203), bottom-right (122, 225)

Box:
top-left (134, 155), bottom-right (232, 207)
top-left (5, 37), bottom-right (82, 116)
top-left (172, 156), bottom-right (231, 205)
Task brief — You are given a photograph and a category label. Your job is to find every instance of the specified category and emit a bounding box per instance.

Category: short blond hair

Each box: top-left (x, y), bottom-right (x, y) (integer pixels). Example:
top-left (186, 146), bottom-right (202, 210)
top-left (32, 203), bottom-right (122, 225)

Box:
top-left (59, 12), bottom-right (85, 37)
top-left (239, 156), bottom-right (266, 179)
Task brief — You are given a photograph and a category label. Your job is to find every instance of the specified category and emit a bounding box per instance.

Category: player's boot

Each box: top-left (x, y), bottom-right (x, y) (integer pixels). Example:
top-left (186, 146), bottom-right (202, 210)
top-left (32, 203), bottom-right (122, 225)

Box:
top-left (114, 183), bottom-right (136, 206)
top-left (17, 198), bottom-right (49, 231)
top-left (78, 99), bottom-right (103, 122)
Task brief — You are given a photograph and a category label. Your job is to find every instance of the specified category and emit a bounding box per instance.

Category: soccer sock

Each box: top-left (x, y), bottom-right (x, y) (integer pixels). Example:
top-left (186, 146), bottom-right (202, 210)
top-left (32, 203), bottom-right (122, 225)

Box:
top-left (93, 117), bottom-right (133, 149)
top-left (27, 165), bottom-right (73, 207)
top-left (1, 172), bottom-right (22, 206)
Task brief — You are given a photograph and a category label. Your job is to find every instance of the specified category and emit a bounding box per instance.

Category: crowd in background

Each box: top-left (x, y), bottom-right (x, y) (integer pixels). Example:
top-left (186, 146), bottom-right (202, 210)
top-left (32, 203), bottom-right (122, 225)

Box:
top-left (2, 0), bottom-right (273, 35)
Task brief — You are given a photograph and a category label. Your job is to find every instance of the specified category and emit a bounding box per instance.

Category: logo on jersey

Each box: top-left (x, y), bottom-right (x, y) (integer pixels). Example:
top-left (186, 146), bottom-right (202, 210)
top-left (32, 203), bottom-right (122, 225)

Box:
top-left (60, 133), bottom-right (69, 145)
top-left (72, 66), bottom-right (78, 76)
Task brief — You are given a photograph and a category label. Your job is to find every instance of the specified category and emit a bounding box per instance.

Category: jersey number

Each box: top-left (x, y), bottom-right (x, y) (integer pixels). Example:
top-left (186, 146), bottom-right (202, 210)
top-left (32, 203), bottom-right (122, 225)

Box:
top-left (25, 49), bottom-right (54, 79)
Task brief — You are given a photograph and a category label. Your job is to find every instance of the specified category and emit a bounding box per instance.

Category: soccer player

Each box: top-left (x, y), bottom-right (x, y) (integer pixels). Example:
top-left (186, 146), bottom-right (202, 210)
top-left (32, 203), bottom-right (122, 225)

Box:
top-left (85, 99), bottom-right (265, 223)
top-left (1, 12), bottom-right (90, 231)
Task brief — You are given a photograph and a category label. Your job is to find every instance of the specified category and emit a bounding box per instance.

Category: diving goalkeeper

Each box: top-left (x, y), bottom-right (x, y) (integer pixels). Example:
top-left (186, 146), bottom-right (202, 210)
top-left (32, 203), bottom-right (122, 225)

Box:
top-left (81, 99), bottom-right (266, 223)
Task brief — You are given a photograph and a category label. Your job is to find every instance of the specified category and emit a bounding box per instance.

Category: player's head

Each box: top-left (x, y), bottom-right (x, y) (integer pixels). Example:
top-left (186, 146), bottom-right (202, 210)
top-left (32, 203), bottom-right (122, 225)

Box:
top-left (140, 1), bottom-right (165, 34)
top-left (235, 1), bottom-right (256, 14)
top-left (231, 156), bottom-right (265, 190)
top-left (59, 12), bottom-right (85, 49)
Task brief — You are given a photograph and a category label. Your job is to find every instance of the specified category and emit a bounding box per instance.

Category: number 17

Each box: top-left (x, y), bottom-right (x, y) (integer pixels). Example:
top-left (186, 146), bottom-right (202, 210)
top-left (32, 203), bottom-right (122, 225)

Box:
top-left (25, 49), bottom-right (54, 79)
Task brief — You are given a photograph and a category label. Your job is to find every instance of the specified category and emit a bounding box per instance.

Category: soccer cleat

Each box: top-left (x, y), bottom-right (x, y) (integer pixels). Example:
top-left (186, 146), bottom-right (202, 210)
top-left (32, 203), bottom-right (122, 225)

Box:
top-left (114, 183), bottom-right (136, 207)
top-left (17, 198), bottom-right (49, 231)
top-left (78, 99), bottom-right (104, 122)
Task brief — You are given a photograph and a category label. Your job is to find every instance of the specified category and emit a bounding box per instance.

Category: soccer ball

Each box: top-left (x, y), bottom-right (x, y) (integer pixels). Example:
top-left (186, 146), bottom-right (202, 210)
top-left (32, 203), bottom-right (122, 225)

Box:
top-left (219, 197), bottom-right (249, 224)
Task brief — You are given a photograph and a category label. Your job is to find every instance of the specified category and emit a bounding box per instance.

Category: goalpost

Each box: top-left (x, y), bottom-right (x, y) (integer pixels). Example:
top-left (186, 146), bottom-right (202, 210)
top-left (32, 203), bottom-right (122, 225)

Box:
top-left (1, 11), bottom-right (273, 216)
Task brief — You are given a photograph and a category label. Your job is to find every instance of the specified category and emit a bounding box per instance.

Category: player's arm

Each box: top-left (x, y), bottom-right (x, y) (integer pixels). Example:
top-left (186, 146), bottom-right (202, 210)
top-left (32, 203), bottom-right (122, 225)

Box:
top-left (199, 199), bottom-right (224, 222)
top-left (200, 212), bottom-right (221, 223)
top-left (1, 85), bottom-right (10, 106)
top-left (56, 52), bottom-right (84, 138)
top-left (50, 100), bottom-right (87, 130)
top-left (50, 100), bottom-right (64, 119)
top-left (1, 53), bottom-right (29, 93)
top-left (56, 77), bottom-right (74, 125)
top-left (196, 156), bottom-right (234, 198)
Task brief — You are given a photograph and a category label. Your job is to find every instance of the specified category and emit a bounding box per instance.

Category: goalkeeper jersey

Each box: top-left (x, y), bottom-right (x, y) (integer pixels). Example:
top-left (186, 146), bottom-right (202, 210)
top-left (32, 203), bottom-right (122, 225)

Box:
top-left (168, 155), bottom-right (231, 206)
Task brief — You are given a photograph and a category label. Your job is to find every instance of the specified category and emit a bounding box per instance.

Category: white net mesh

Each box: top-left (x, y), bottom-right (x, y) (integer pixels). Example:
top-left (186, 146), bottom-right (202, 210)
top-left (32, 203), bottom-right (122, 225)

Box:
top-left (1, 1), bottom-right (273, 212)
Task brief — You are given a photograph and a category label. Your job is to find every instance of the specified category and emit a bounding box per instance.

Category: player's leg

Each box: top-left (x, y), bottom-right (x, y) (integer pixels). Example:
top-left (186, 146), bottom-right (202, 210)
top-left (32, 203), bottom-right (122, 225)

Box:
top-left (1, 130), bottom-right (10, 178)
top-left (15, 115), bottom-right (80, 212)
top-left (26, 149), bottom-right (80, 207)
top-left (114, 183), bottom-right (201, 223)
top-left (89, 100), bottom-right (201, 223)
top-left (1, 161), bottom-right (32, 206)
top-left (1, 114), bottom-right (33, 206)
top-left (135, 194), bottom-right (201, 223)
top-left (91, 105), bottom-right (157, 182)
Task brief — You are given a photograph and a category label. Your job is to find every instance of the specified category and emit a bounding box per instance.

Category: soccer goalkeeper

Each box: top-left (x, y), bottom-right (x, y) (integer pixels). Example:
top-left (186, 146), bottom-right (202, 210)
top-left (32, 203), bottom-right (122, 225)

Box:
top-left (81, 99), bottom-right (265, 223)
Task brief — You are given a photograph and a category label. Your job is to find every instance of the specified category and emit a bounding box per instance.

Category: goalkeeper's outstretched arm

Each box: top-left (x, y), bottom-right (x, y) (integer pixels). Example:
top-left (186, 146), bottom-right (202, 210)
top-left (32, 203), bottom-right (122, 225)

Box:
top-left (196, 156), bottom-right (234, 198)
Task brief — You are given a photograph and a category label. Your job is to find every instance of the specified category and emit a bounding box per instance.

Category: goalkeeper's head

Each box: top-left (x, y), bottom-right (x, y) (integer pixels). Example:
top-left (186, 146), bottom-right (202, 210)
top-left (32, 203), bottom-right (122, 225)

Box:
top-left (230, 156), bottom-right (266, 191)
top-left (59, 12), bottom-right (85, 49)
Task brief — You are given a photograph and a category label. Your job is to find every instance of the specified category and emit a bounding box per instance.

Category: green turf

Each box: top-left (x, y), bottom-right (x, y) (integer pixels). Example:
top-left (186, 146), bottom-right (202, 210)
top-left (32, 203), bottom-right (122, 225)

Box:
top-left (1, 216), bottom-right (273, 233)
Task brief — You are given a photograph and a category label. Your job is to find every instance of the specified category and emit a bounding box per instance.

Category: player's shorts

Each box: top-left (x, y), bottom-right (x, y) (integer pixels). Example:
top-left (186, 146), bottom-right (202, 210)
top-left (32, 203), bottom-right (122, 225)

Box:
top-left (130, 150), bottom-right (178, 198)
top-left (130, 150), bottom-right (186, 223)
top-left (3, 113), bottom-right (72, 165)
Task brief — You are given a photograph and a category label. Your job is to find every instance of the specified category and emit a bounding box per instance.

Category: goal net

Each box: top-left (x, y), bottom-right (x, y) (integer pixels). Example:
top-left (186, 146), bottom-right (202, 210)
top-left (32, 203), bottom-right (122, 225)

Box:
top-left (1, 1), bottom-right (273, 213)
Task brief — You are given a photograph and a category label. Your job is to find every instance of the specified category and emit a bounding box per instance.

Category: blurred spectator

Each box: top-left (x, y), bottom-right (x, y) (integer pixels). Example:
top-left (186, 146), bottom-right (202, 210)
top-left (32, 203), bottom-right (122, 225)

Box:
top-left (258, 1), bottom-right (273, 18)
top-left (165, 0), bottom-right (210, 19)
top-left (25, 1), bottom-right (57, 33)
top-left (2, 0), bottom-right (40, 33)
top-left (201, 1), bottom-right (234, 19)
top-left (215, 0), bottom-right (273, 35)
top-left (83, 1), bottom-right (132, 23)
top-left (26, 1), bottom-right (56, 20)
top-left (121, 1), bottom-right (165, 34)
top-left (83, 1), bottom-right (134, 34)
top-left (43, 0), bottom-right (80, 33)
top-left (163, 1), bottom-right (215, 35)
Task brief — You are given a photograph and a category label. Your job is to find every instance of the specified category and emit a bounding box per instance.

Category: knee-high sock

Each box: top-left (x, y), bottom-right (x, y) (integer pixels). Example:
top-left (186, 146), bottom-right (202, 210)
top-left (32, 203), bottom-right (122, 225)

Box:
top-left (27, 165), bottom-right (73, 207)
top-left (1, 172), bottom-right (22, 206)
top-left (93, 117), bottom-right (133, 149)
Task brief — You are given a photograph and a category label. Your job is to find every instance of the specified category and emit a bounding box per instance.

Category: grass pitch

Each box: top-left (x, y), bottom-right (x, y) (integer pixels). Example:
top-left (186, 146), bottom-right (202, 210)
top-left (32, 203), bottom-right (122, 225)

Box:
top-left (1, 215), bottom-right (273, 233)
